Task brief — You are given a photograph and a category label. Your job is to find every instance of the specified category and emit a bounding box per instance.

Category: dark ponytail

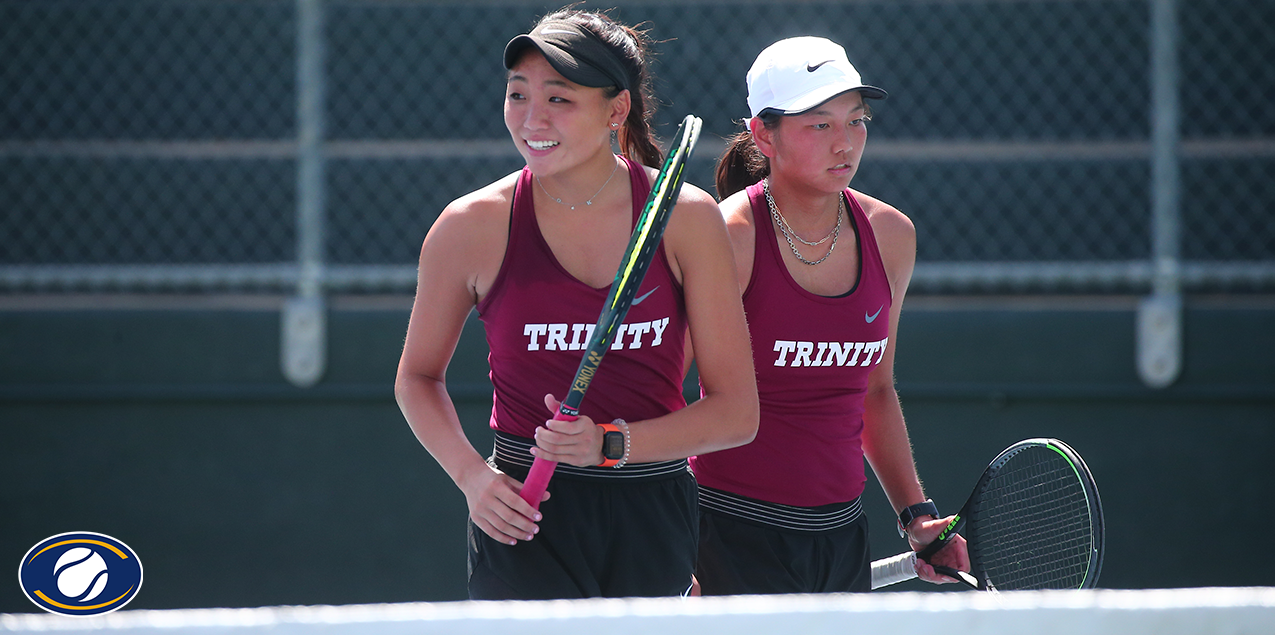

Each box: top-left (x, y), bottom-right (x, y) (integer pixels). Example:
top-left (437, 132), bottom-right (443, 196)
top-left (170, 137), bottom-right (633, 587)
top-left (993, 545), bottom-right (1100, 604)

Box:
top-left (540, 9), bottom-right (663, 168)
top-left (714, 112), bottom-right (781, 200)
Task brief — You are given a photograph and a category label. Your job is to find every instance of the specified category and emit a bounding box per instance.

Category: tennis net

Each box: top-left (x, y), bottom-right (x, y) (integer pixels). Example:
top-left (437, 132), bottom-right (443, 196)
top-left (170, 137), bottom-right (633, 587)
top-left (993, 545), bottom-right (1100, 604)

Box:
top-left (3, 587), bottom-right (1273, 634)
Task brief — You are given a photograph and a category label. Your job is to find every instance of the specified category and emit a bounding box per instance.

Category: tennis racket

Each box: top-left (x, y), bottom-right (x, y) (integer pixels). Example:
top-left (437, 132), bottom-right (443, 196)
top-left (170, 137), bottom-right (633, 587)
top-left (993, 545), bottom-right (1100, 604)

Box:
top-left (870, 437), bottom-right (1104, 591)
top-left (518, 114), bottom-right (704, 509)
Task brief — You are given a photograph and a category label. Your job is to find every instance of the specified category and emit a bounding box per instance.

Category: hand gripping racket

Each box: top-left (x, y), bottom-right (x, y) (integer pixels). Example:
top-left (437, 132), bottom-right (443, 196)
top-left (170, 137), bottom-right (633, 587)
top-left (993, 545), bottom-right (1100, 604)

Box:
top-left (518, 114), bottom-right (704, 509)
top-left (870, 438), bottom-right (1105, 591)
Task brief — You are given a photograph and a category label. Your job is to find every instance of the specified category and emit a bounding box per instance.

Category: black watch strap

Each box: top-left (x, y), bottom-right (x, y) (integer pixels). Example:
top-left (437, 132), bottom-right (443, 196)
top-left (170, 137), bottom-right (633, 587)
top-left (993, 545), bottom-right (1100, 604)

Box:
top-left (897, 499), bottom-right (939, 538)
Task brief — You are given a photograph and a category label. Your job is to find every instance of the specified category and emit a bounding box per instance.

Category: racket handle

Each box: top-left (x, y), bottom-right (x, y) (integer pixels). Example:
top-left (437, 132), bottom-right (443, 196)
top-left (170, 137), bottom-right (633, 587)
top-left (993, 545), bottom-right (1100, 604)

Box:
top-left (933, 564), bottom-right (980, 590)
top-left (519, 457), bottom-right (556, 510)
top-left (517, 410), bottom-right (577, 510)
top-left (917, 528), bottom-right (955, 562)
top-left (870, 551), bottom-right (919, 589)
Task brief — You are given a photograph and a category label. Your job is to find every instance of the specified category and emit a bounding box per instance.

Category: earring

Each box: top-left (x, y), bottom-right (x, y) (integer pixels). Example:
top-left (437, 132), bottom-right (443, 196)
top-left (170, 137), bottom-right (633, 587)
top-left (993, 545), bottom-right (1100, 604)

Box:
top-left (610, 122), bottom-right (620, 129)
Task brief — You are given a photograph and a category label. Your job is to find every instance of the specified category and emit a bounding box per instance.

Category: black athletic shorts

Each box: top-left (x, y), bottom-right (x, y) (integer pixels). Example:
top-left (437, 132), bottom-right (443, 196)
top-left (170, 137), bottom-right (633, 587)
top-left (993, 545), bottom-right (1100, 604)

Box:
top-left (467, 432), bottom-right (699, 600)
top-left (695, 485), bottom-right (871, 595)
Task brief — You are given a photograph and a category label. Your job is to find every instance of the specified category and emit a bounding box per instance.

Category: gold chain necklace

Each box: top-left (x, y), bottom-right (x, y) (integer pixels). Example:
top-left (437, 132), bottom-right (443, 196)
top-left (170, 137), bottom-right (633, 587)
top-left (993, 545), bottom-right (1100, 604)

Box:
top-left (764, 178), bottom-right (843, 266)
top-left (536, 157), bottom-right (620, 211)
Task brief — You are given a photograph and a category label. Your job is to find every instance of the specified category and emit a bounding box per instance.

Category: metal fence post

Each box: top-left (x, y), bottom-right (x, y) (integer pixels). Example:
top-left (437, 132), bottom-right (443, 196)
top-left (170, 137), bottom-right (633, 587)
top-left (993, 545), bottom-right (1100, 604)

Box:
top-left (283, 0), bottom-right (327, 387)
top-left (1137, 0), bottom-right (1183, 389)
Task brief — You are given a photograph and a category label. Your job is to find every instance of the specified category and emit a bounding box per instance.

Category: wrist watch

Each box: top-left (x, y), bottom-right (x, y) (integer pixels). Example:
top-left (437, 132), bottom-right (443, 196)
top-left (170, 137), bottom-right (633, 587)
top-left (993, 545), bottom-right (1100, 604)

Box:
top-left (599, 423), bottom-right (625, 467)
top-left (897, 499), bottom-right (939, 538)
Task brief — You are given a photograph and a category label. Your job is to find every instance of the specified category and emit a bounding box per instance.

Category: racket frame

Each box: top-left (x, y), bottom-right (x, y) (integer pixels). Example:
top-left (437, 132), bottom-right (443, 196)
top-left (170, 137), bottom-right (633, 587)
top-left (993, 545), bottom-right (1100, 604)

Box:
top-left (871, 437), bottom-right (1105, 591)
top-left (518, 114), bottom-right (704, 509)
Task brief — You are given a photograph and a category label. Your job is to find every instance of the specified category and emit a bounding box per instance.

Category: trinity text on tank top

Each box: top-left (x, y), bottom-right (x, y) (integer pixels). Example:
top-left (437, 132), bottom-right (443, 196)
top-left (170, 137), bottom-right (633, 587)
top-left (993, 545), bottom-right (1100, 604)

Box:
top-left (690, 180), bottom-right (892, 507)
top-left (476, 157), bottom-right (688, 439)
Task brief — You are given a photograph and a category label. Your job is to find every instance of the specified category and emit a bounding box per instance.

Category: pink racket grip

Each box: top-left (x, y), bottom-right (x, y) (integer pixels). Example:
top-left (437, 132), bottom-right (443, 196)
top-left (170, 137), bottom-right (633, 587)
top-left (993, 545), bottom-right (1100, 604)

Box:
top-left (518, 410), bottom-right (577, 509)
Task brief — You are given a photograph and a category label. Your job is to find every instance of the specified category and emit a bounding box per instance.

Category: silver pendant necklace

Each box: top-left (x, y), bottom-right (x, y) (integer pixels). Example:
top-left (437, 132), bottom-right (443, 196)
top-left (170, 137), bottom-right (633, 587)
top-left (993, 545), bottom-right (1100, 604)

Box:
top-left (536, 157), bottom-right (620, 211)
top-left (764, 177), bottom-right (843, 266)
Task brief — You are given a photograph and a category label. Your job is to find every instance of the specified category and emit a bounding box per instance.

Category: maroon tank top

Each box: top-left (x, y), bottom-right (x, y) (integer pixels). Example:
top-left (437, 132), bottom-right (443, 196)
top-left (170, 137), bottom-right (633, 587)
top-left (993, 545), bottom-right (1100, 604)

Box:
top-left (690, 181), bottom-right (893, 506)
top-left (477, 157), bottom-right (688, 438)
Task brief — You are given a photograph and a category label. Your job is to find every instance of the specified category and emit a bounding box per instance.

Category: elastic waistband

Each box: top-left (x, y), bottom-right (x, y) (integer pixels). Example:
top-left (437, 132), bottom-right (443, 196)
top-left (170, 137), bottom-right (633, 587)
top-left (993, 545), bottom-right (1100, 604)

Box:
top-left (493, 431), bottom-right (690, 481)
top-left (698, 485), bottom-right (863, 532)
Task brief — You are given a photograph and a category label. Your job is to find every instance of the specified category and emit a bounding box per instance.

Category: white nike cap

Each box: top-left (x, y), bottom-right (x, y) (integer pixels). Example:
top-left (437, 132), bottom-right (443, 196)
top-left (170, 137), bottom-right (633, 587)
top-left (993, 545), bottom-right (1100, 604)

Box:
top-left (746, 36), bottom-right (887, 118)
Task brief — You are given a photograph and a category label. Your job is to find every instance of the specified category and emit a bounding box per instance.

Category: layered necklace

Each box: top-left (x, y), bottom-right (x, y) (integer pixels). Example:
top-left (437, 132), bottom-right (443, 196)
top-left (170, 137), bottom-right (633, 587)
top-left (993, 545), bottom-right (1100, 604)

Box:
top-left (764, 177), bottom-right (843, 266)
top-left (536, 156), bottom-right (620, 211)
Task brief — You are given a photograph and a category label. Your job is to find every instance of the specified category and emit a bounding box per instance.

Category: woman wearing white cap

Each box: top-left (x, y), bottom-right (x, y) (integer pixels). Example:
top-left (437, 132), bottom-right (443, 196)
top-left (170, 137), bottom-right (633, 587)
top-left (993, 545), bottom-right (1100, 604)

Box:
top-left (395, 9), bottom-right (757, 599)
top-left (689, 36), bottom-right (969, 594)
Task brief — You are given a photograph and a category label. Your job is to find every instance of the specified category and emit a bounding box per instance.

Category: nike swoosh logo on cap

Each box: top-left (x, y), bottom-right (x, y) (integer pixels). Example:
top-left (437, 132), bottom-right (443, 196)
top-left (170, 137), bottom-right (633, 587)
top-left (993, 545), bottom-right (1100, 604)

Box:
top-left (540, 28), bottom-right (577, 35)
top-left (865, 305), bottom-right (883, 323)
top-left (807, 60), bottom-right (834, 72)
top-left (632, 286), bottom-right (660, 306)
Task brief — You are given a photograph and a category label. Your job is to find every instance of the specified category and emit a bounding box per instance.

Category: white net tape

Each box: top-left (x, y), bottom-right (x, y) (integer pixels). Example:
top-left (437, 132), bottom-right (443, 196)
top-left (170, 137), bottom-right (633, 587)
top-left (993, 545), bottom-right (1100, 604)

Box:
top-left (3, 588), bottom-right (1274, 635)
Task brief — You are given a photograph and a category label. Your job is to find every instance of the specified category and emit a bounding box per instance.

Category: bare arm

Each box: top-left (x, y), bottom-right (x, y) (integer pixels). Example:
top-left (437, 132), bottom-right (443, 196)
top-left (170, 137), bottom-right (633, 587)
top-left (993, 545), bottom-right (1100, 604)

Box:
top-left (394, 176), bottom-right (547, 546)
top-left (679, 190), bottom-right (755, 382)
top-left (655, 184), bottom-right (760, 455)
top-left (858, 195), bottom-right (922, 516)
top-left (856, 192), bottom-right (970, 582)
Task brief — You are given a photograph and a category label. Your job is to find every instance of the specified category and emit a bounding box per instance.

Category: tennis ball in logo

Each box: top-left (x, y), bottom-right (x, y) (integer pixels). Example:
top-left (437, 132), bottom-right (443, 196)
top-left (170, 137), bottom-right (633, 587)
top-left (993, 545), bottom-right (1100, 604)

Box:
top-left (54, 547), bottom-right (109, 602)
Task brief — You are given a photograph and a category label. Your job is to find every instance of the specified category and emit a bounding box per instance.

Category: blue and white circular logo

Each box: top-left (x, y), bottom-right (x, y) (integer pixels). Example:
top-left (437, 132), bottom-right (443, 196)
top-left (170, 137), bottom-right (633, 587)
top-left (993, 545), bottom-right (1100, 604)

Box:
top-left (18, 532), bottom-right (143, 616)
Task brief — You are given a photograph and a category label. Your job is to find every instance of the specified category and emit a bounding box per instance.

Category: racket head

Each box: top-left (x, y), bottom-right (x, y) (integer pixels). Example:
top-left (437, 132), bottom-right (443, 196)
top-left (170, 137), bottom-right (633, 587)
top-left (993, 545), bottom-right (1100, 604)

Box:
top-left (559, 114), bottom-right (701, 414)
top-left (963, 437), bottom-right (1105, 591)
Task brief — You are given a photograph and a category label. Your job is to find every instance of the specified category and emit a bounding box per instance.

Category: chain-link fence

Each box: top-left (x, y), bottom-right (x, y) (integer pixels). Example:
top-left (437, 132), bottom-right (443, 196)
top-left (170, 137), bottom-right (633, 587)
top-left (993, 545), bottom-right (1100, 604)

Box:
top-left (2, 0), bottom-right (1272, 296)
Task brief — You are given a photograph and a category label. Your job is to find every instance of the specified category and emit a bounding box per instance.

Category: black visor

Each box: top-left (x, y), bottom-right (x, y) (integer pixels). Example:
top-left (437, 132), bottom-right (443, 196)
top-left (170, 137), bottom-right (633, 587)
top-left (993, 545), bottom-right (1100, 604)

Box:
top-left (503, 20), bottom-right (630, 91)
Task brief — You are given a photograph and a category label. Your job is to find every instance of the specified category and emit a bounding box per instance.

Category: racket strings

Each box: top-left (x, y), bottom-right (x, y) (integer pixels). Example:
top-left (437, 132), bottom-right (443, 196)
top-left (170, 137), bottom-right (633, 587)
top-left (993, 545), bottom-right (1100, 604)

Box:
top-left (970, 449), bottom-right (1095, 590)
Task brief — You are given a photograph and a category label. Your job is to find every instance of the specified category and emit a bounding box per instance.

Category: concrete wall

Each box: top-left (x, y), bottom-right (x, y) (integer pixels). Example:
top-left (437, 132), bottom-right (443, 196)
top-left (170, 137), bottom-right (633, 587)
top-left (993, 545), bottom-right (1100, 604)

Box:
top-left (2, 295), bottom-right (1272, 611)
